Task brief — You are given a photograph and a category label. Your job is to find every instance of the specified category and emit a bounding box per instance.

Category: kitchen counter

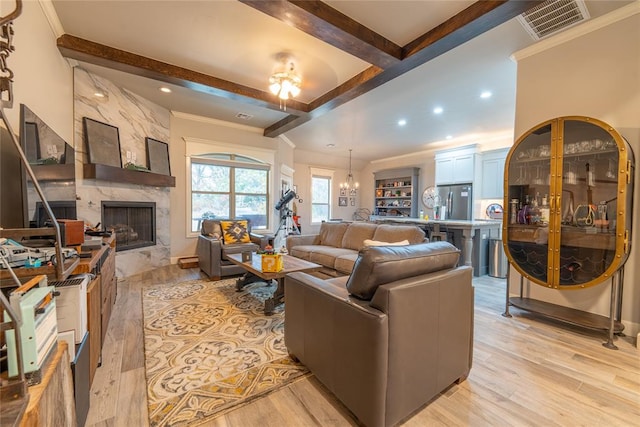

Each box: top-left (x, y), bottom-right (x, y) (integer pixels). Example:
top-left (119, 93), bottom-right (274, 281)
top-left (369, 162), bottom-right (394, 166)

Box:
top-left (370, 216), bottom-right (503, 275)
top-left (369, 216), bottom-right (502, 227)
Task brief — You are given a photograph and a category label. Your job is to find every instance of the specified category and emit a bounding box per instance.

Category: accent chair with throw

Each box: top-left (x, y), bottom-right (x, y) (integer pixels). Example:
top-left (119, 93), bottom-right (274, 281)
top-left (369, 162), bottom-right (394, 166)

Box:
top-left (197, 218), bottom-right (269, 280)
top-left (284, 241), bottom-right (474, 427)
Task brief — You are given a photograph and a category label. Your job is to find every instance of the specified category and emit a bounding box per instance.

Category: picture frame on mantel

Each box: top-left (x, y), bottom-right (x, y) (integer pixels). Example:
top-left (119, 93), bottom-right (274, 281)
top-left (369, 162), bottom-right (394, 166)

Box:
top-left (145, 137), bottom-right (171, 176)
top-left (83, 117), bottom-right (122, 168)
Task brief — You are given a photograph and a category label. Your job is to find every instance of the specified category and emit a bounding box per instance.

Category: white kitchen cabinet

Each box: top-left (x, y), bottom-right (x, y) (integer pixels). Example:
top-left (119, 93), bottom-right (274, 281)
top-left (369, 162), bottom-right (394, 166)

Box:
top-left (480, 148), bottom-right (509, 199)
top-left (435, 145), bottom-right (479, 185)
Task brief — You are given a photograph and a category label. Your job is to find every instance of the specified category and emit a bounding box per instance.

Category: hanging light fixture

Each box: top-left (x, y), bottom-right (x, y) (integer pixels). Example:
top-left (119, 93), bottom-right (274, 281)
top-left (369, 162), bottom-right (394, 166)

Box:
top-left (340, 149), bottom-right (359, 195)
top-left (269, 61), bottom-right (301, 110)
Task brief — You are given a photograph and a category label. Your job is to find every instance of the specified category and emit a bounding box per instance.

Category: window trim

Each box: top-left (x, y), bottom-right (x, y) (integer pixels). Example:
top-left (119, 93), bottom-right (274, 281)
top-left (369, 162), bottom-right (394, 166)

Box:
top-left (184, 138), bottom-right (275, 238)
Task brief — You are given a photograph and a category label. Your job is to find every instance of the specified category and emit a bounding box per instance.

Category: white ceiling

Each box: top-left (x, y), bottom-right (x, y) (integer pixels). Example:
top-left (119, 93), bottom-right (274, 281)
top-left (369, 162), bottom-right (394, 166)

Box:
top-left (50, 1), bottom-right (630, 162)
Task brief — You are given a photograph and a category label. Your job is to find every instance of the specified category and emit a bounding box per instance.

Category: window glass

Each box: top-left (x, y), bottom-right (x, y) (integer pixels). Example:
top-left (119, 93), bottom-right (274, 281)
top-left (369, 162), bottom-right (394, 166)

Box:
top-left (311, 176), bottom-right (330, 223)
top-left (191, 156), bottom-right (269, 232)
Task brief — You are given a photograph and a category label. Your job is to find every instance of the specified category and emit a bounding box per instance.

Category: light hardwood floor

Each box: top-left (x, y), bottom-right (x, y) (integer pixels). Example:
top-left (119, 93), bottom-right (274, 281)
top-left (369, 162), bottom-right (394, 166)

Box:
top-left (85, 266), bottom-right (639, 427)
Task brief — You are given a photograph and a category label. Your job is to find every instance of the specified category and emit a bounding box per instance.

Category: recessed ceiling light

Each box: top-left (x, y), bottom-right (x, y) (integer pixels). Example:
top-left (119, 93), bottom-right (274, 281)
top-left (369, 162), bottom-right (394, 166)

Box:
top-left (480, 91), bottom-right (492, 99)
top-left (433, 107), bottom-right (443, 114)
top-left (398, 119), bottom-right (407, 126)
top-left (94, 92), bottom-right (105, 98)
top-left (326, 143), bottom-right (335, 148)
top-left (446, 135), bottom-right (453, 140)
top-left (160, 87), bottom-right (172, 93)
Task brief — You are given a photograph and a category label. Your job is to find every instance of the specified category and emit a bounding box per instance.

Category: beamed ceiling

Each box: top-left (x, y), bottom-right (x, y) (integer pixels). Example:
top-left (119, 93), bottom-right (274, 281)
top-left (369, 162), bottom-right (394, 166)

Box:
top-left (51, 0), bottom-right (630, 162)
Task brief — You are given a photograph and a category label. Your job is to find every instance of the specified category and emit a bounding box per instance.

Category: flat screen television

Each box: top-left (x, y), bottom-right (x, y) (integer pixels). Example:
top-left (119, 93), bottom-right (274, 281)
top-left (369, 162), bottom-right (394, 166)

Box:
top-left (19, 104), bottom-right (77, 228)
top-left (20, 104), bottom-right (75, 166)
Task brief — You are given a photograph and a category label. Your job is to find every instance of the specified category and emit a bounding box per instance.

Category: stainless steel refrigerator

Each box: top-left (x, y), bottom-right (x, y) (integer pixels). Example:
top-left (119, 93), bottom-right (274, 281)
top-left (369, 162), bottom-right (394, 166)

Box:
top-left (437, 184), bottom-right (472, 220)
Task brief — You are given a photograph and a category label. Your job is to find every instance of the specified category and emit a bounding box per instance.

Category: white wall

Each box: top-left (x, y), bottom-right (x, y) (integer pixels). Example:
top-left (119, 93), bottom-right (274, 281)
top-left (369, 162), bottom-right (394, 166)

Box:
top-left (2, 0), bottom-right (73, 141)
top-left (292, 149), bottom-right (364, 234)
top-left (169, 114), bottom-right (294, 260)
top-left (512, 7), bottom-right (640, 335)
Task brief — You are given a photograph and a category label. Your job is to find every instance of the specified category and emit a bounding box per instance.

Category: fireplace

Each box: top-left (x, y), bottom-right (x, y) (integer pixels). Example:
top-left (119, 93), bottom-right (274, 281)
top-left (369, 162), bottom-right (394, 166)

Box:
top-left (101, 201), bottom-right (156, 251)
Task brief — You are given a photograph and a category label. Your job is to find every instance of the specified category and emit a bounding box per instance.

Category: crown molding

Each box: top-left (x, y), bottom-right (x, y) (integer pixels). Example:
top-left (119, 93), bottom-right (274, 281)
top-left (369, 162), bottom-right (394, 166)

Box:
top-left (512, 1), bottom-right (640, 62)
top-left (38, 0), bottom-right (65, 38)
top-left (280, 164), bottom-right (295, 177)
top-left (171, 111), bottom-right (263, 134)
top-left (278, 134), bottom-right (296, 149)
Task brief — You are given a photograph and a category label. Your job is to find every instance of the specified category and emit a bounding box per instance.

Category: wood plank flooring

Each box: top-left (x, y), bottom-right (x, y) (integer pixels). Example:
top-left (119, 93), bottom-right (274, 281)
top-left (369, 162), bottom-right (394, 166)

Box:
top-left (85, 267), bottom-right (639, 427)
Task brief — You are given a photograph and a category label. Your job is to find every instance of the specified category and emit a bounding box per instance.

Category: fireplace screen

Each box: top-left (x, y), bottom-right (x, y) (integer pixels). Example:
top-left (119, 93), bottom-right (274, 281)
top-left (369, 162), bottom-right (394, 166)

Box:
top-left (101, 201), bottom-right (156, 251)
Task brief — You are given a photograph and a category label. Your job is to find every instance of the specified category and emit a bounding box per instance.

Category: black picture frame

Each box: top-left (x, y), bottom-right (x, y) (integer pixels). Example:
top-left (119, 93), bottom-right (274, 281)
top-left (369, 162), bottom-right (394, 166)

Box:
top-left (146, 137), bottom-right (171, 175)
top-left (338, 196), bottom-right (348, 207)
top-left (83, 117), bottom-right (122, 168)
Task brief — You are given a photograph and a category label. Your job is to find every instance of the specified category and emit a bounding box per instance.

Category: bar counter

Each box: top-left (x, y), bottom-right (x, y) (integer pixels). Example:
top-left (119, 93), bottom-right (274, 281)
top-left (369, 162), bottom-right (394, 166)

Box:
top-left (370, 216), bottom-right (503, 275)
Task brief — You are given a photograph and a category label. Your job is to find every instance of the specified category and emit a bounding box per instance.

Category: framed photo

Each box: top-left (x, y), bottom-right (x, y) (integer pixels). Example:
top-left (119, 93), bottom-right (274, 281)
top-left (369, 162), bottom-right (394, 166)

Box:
top-left (146, 137), bottom-right (171, 175)
top-left (83, 117), bottom-right (122, 168)
top-left (339, 188), bottom-right (347, 196)
top-left (350, 197), bottom-right (355, 206)
top-left (338, 196), bottom-right (348, 207)
top-left (350, 188), bottom-right (357, 196)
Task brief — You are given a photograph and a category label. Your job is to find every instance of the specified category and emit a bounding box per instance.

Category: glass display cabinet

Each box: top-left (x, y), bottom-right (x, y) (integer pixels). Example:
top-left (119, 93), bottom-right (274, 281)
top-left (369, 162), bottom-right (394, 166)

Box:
top-left (502, 117), bottom-right (634, 347)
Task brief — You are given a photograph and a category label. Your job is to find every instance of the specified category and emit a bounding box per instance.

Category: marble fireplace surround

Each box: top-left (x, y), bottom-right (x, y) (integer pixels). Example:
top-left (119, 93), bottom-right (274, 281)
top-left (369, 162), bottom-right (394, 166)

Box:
top-left (74, 68), bottom-right (171, 278)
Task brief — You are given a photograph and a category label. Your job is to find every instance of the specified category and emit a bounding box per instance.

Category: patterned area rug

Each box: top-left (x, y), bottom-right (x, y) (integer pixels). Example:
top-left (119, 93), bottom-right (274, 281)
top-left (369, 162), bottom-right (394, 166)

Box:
top-left (142, 278), bottom-right (309, 426)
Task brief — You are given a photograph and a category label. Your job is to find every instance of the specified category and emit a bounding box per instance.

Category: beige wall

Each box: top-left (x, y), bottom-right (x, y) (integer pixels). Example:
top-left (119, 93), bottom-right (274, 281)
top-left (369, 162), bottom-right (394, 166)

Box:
top-left (292, 149), bottom-right (363, 234)
top-left (360, 134), bottom-right (514, 221)
top-left (169, 115), bottom-right (294, 259)
top-left (2, 0), bottom-right (73, 142)
top-left (512, 11), bottom-right (640, 334)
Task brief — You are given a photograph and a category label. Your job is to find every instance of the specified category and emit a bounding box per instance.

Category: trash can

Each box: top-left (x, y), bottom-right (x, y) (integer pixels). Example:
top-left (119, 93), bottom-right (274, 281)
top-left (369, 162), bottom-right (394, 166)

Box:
top-left (489, 238), bottom-right (508, 278)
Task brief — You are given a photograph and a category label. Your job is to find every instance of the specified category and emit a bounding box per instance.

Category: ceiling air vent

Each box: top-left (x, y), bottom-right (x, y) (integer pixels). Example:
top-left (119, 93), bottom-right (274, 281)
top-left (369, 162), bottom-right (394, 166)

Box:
top-left (235, 112), bottom-right (253, 120)
top-left (517, 0), bottom-right (590, 40)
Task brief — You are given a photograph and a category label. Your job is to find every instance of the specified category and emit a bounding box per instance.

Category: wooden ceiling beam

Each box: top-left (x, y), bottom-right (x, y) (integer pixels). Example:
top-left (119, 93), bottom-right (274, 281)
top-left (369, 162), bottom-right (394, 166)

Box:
top-left (57, 1), bottom-right (544, 138)
top-left (56, 34), bottom-right (309, 116)
top-left (403, 1), bottom-right (543, 60)
top-left (263, 0), bottom-right (543, 137)
top-left (264, 66), bottom-right (384, 137)
top-left (239, 0), bottom-right (402, 69)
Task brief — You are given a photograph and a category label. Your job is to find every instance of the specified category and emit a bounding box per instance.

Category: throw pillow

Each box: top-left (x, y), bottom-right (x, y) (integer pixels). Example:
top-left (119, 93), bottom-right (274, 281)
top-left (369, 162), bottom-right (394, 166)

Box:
top-left (363, 239), bottom-right (410, 247)
top-left (220, 220), bottom-right (251, 244)
top-left (201, 220), bottom-right (222, 240)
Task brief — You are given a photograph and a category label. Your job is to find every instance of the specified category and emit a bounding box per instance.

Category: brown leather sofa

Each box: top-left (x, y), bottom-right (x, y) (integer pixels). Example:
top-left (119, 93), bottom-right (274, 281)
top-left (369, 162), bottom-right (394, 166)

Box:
top-left (286, 221), bottom-right (427, 277)
top-left (284, 241), bottom-right (474, 427)
top-left (196, 218), bottom-right (269, 280)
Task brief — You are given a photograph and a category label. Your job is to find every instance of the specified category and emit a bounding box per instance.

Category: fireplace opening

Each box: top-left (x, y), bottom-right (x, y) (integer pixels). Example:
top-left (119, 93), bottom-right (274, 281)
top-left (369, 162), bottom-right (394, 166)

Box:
top-left (101, 201), bottom-right (156, 251)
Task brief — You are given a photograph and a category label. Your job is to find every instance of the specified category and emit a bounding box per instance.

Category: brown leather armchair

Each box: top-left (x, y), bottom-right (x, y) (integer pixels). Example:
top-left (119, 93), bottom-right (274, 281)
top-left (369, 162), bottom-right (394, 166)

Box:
top-left (196, 218), bottom-right (270, 280)
top-left (284, 242), bottom-right (474, 427)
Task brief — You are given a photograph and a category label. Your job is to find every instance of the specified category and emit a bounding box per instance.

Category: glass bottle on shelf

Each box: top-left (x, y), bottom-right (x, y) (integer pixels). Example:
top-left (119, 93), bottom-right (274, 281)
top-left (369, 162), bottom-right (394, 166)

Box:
top-left (504, 116), bottom-right (634, 290)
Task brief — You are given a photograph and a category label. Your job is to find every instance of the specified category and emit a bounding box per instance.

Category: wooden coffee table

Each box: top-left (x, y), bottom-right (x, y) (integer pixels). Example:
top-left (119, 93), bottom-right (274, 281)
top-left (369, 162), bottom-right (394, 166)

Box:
top-left (227, 253), bottom-right (321, 315)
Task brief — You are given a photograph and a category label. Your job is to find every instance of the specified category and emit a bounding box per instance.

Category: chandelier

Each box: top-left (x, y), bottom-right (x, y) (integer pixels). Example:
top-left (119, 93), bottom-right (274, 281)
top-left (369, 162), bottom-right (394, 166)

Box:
top-left (340, 149), bottom-right (359, 195)
top-left (269, 62), bottom-right (301, 110)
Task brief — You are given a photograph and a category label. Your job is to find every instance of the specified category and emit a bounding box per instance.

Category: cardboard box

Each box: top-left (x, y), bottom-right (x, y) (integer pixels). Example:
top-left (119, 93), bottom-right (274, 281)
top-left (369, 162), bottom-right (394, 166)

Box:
top-left (261, 253), bottom-right (283, 272)
top-left (57, 219), bottom-right (85, 246)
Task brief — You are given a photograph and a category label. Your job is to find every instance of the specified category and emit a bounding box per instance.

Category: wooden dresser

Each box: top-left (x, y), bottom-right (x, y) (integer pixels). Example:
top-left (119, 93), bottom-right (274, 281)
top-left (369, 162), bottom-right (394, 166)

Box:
top-left (72, 234), bottom-right (116, 387)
